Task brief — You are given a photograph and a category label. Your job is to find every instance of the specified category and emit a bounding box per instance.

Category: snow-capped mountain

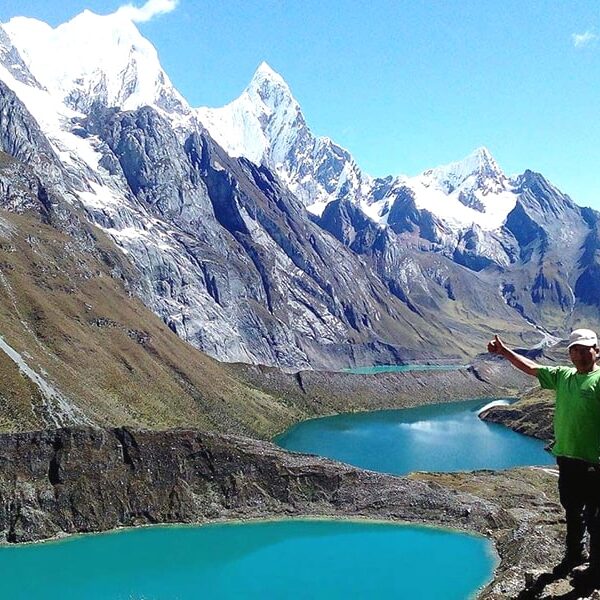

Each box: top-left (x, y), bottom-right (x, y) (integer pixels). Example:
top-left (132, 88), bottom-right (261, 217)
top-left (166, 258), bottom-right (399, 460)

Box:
top-left (0, 10), bottom-right (468, 370)
top-left (197, 62), bottom-right (369, 215)
top-left (196, 60), bottom-right (600, 338)
top-left (2, 11), bottom-right (189, 118)
top-left (0, 10), bottom-right (193, 199)
top-left (395, 147), bottom-right (516, 230)
top-left (0, 8), bottom-right (598, 372)
top-left (195, 64), bottom-right (531, 274)
top-left (196, 64), bottom-right (523, 238)
top-left (197, 62), bottom-right (292, 165)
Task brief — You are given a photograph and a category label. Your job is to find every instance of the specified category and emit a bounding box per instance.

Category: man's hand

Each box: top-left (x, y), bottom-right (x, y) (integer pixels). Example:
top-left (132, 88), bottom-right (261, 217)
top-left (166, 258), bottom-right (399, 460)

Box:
top-left (488, 334), bottom-right (508, 356)
top-left (486, 334), bottom-right (539, 377)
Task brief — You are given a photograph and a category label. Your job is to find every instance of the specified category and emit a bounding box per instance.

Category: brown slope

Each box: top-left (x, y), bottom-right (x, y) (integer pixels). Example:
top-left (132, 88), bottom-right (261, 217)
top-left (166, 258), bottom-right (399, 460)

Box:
top-left (0, 205), bottom-right (301, 436)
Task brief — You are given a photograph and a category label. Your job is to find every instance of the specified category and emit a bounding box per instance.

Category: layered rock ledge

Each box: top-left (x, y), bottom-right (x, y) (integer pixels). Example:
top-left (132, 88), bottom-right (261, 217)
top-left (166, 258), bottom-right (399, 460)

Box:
top-left (0, 426), bottom-right (568, 599)
top-left (480, 386), bottom-right (554, 442)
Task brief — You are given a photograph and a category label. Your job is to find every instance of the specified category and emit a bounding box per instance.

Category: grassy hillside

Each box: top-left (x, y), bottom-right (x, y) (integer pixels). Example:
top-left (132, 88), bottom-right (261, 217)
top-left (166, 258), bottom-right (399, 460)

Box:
top-left (0, 206), bottom-right (304, 437)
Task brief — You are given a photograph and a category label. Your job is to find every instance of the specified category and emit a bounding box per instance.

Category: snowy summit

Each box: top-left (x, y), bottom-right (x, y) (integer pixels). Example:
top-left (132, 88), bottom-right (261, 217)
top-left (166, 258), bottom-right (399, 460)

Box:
top-left (2, 8), bottom-right (520, 234)
top-left (3, 10), bottom-right (187, 115)
top-left (403, 147), bottom-right (517, 231)
top-left (196, 61), bottom-right (304, 167)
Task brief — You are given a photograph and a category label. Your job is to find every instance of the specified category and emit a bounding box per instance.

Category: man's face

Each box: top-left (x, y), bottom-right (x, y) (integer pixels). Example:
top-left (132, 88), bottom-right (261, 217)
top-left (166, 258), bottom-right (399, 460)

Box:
top-left (568, 344), bottom-right (599, 372)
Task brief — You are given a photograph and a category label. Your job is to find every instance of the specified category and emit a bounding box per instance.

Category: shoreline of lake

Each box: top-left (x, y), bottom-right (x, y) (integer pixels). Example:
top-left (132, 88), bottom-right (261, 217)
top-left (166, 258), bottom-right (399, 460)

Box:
top-left (230, 354), bottom-right (534, 439)
top-left (0, 512), bottom-right (498, 549)
top-left (0, 518), bottom-right (499, 600)
top-left (343, 363), bottom-right (469, 375)
top-left (274, 398), bottom-right (551, 476)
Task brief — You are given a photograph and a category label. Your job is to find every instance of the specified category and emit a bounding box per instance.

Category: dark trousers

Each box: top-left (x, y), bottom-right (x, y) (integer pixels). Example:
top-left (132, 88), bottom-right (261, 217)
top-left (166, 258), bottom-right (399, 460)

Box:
top-left (557, 456), bottom-right (600, 564)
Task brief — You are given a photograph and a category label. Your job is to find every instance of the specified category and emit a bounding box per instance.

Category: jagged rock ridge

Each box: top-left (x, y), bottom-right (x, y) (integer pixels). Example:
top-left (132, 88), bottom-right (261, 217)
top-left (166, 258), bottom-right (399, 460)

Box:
top-left (198, 61), bottom-right (600, 347)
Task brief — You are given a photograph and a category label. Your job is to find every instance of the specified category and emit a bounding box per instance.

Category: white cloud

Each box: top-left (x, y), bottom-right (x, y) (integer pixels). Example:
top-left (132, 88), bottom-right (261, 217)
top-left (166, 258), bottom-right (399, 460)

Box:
top-left (115, 0), bottom-right (179, 23)
top-left (572, 31), bottom-right (599, 48)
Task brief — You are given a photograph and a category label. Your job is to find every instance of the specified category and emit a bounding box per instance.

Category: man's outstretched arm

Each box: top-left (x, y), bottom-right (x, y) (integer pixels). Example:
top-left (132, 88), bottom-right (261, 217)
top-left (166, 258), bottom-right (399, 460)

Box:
top-left (487, 335), bottom-right (540, 377)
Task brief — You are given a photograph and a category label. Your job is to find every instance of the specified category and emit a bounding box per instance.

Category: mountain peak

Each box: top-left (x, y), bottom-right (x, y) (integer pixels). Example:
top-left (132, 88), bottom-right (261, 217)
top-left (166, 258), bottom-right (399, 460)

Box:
top-left (423, 146), bottom-right (505, 189)
top-left (246, 61), bottom-right (293, 104)
top-left (65, 8), bottom-right (140, 31)
top-left (253, 61), bottom-right (282, 81)
top-left (472, 146), bottom-right (493, 159)
top-left (3, 10), bottom-right (187, 116)
top-left (466, 146), bottom-right (501, 174)
top-left (196, 62), bottom-right (301, 165)
top-left (407, 147), bottom-right (515, 230)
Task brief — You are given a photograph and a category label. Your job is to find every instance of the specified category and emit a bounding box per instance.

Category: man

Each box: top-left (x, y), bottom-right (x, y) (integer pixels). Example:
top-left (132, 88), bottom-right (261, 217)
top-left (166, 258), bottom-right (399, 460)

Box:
top-left (488, 329), bottom-right (600, 584)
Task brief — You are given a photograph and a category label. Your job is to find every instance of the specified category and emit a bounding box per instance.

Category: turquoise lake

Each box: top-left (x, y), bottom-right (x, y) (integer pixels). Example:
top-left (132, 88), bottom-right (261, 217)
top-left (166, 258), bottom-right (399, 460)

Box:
top-left (275, 398), bottom-right (554, 475)
top-left (0, 398), bottom-right (550, 599)
top-left (0, 520), bottom-right (495, 600)
top-left (345, 364), bottom-right (467, 374)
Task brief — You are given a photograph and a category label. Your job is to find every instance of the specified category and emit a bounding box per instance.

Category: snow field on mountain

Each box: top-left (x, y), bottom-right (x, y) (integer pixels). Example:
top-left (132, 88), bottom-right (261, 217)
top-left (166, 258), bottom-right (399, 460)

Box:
top-left (3, 9), bottom-right (522, 236)
top-left (5, 12), bottom-right (164, 112)
top-left (405, 177), bottom-right (518, 231)
top-left (0, 59), bottom-right (105, 175)
top-left (197, 94), bottom-right (269, 165)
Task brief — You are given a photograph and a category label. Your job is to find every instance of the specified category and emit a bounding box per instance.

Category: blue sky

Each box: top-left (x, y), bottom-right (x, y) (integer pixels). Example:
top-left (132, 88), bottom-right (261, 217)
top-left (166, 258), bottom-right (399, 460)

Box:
top-left (1, 1), bottom-right (599, 208)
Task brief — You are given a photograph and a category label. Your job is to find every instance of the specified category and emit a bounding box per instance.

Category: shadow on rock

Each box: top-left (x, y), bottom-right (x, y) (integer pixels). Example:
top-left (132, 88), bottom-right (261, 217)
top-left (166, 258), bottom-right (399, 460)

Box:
top-left (516, 568), bottom-right (600, 600)
top-left (517, 570), bottom-right (565, 599)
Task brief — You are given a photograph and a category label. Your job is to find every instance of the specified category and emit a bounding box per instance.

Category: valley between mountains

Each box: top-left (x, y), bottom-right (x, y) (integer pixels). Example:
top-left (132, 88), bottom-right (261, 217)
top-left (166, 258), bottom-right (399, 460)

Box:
top-left (0, 7), bottom-right (596, 599)
top-left (2, 10), bottom-right (599, 373)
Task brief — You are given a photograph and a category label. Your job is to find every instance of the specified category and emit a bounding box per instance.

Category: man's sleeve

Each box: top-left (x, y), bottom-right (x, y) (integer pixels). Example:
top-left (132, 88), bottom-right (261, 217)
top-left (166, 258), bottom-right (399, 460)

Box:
top-left (537, 366), bottom-right (562, 390)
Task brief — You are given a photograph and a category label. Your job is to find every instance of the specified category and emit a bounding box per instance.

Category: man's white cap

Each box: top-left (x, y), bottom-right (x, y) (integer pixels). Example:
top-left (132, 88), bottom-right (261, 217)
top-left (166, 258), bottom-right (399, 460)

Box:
top-left (567, 328), bottom-right (598, 349)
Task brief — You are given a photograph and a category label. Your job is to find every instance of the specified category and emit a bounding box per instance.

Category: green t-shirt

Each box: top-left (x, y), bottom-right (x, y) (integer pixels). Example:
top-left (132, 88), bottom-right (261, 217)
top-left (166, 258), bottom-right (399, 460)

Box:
top-left (537, 366), bottom-right (600, 463)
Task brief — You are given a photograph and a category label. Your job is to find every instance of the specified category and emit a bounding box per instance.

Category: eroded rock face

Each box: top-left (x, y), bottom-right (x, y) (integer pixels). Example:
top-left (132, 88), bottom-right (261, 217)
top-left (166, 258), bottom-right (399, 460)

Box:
top-left (480, 385), bottom-right (555, 442)
top-left (2, 79), bottom-right (491, 371)
top-left (0, 426), bottom-right (501, 543)
top-left (0, 425), bottom-right (572, 599)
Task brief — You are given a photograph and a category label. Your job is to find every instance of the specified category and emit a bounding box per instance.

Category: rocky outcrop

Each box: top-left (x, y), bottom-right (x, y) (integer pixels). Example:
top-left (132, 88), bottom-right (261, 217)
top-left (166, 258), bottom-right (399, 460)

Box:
top-left (0, 425), bottom-right (578, 599)
top-left (0, 426), bottom-right (500, 544)
top-left (480, 387), bottom-right (555, 442)
top-left (0, 82), bottom-right (57, 167)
